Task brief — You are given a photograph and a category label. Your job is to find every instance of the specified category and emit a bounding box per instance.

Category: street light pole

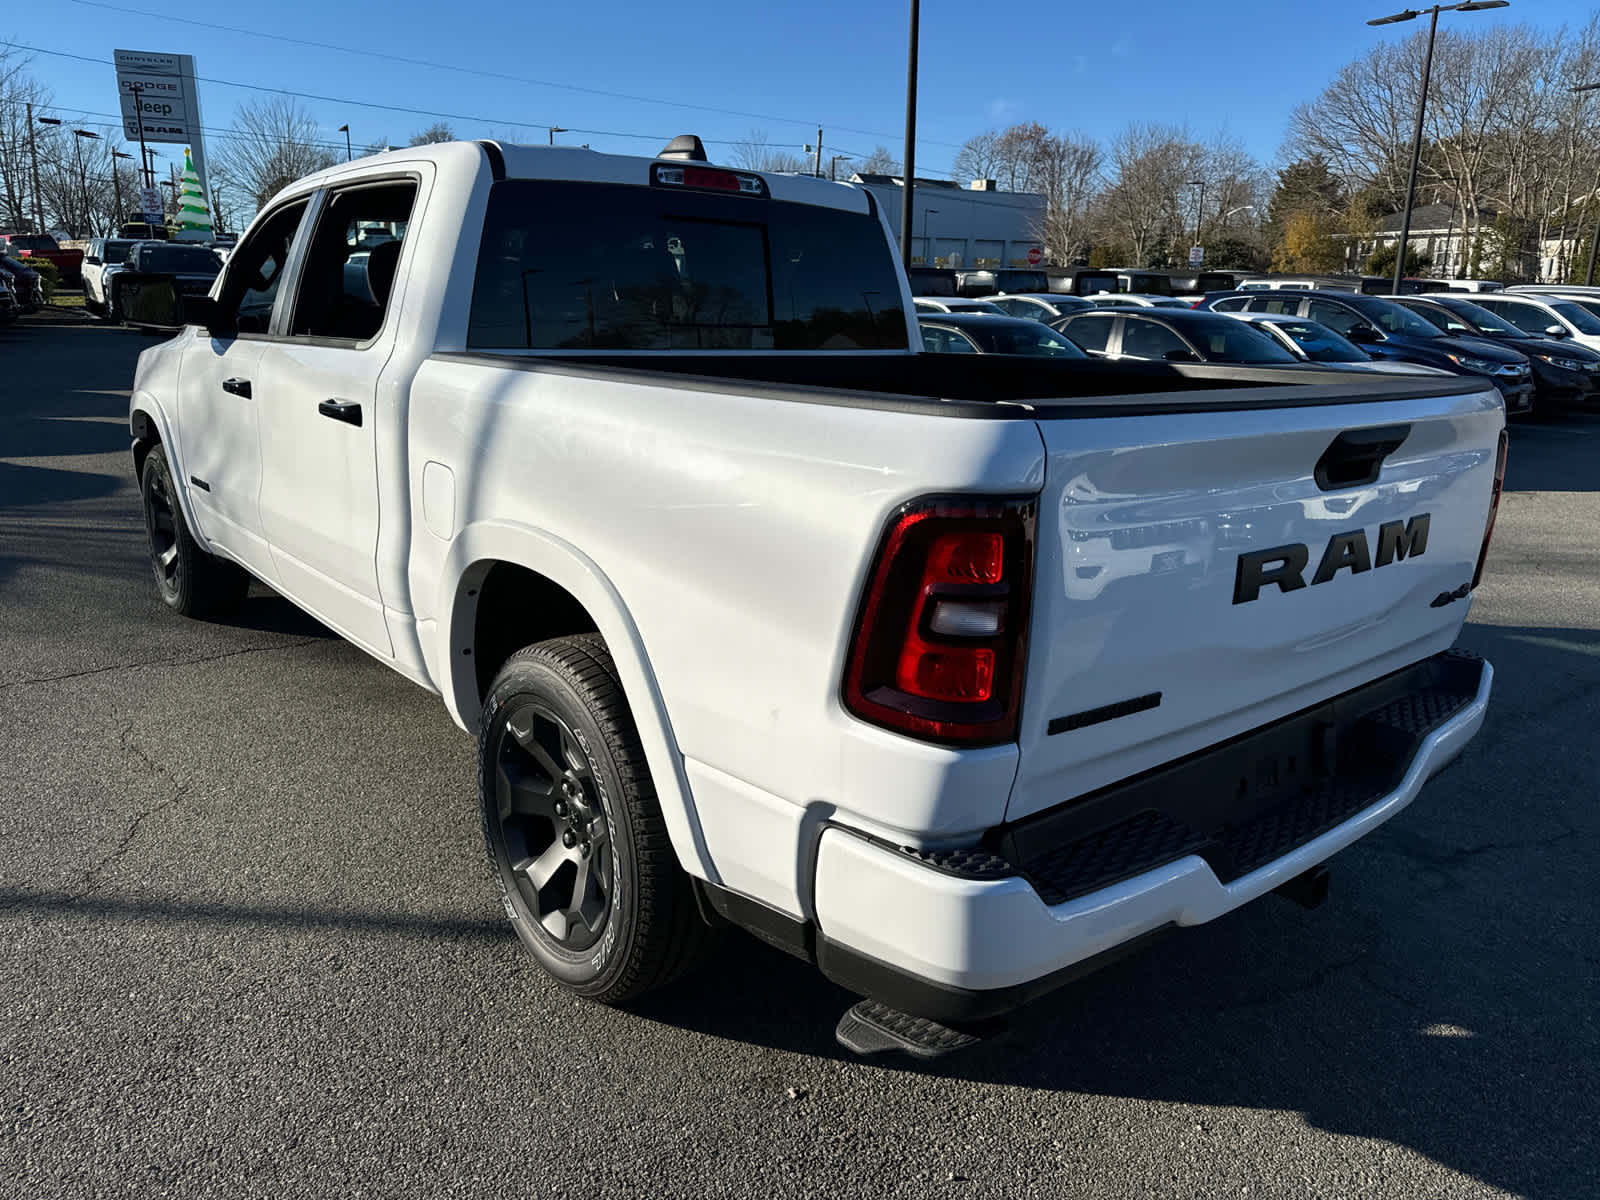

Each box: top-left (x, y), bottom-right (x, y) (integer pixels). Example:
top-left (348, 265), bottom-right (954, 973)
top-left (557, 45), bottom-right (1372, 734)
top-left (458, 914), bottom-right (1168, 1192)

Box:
top-left (1188, 178), bottom-right (1206, 248)
top-left (829, 154), bottom-right (850, 181)
top-left (1368, 2), bottom-right (1509, 294)
top-left (548, 126), bottom-right (567, 146)
top-left (338, 124), bottom-right (352, 161)
top-left (72, 129), bottom-right (100, 237)
top-left (899, 0), bottom-right (920, 268)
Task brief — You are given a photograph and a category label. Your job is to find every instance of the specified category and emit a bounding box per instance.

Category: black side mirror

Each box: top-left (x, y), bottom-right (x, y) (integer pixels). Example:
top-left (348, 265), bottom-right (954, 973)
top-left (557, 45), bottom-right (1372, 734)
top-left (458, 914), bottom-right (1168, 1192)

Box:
top-left (1346, 325), bottom-right (1384, 344)
top-left (1164, 348), bottom-right (1200, 362)
top-left (186, 295), bottom-right (235, 338)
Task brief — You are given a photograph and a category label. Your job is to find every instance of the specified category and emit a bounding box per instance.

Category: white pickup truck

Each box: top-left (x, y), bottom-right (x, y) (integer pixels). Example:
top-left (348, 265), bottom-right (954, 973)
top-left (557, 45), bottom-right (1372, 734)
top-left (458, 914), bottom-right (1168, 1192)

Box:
top-left (128, 138), bottom-right (1503, 1056)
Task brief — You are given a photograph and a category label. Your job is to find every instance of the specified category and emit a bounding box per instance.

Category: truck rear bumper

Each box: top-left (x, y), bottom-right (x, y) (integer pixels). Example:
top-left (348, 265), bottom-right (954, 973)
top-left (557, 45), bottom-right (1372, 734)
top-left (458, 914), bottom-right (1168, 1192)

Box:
top-left (812, 650), bottom-right (1492, 1024)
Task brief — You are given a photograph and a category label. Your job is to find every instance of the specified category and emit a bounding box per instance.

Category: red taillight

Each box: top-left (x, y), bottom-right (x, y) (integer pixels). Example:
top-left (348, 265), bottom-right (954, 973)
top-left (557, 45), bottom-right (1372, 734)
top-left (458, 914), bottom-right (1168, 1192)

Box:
top-left (843, 497), bottom-right (1035, 746)
top-left (1471, 429), bottom-right (1508, 589)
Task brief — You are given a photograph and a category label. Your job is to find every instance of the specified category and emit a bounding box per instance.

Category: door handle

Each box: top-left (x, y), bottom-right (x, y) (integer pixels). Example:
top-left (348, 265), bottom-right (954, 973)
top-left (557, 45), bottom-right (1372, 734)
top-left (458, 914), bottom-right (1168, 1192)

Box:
top-left (221, 377), bottom-right (252, 398)
top-left (318, 399), bottom-right (363, 427)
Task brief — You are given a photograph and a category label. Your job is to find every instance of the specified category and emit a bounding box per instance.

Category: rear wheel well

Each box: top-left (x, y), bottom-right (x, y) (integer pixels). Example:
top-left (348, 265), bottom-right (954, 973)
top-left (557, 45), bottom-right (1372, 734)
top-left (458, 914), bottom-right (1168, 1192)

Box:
top-left (471, 562), bottom-right (599, 699)
top-left (130, 410), bottom-right (159, 480)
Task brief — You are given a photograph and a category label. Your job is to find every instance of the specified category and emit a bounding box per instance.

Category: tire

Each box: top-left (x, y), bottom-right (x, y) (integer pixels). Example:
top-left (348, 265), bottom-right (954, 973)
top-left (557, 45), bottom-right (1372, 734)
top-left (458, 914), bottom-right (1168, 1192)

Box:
top-left (139, 445), bottom-right (250, 619)
top-left (478, 634), bottom-right (716, 1004)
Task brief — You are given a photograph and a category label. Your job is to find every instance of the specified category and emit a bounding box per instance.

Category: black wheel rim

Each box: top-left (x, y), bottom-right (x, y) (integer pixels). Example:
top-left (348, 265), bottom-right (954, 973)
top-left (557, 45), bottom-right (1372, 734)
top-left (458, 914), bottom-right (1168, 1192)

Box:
top-left (491, 701), bottom-right (614, 953)
top-left (144, 466), bottom-right (181, 594)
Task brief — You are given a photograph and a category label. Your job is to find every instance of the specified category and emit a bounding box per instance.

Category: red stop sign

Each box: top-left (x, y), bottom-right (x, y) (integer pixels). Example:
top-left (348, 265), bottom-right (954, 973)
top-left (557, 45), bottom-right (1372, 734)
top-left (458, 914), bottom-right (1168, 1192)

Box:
top-left (1026, 247), bottom-right (1043, 265)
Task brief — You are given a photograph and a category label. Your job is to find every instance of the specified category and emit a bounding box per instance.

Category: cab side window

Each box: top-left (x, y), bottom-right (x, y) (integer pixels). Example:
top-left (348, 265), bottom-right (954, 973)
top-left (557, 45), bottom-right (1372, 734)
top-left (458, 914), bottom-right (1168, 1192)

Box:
top-left (289, 181), bottom-right (418, 343)
top-left (221, 201), bottom-right (310, 334)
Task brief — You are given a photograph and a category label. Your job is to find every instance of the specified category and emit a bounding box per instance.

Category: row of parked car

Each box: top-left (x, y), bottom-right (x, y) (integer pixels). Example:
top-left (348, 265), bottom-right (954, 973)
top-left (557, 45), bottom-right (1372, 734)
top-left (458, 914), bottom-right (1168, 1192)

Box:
top-left (910, 283), bottom-right (1600, 417)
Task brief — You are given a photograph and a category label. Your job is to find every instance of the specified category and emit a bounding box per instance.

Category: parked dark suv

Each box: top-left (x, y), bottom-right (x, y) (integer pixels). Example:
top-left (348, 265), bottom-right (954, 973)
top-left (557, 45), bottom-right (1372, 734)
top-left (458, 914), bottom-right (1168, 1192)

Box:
top-left (1203, 289), bottom-right (1534, 414)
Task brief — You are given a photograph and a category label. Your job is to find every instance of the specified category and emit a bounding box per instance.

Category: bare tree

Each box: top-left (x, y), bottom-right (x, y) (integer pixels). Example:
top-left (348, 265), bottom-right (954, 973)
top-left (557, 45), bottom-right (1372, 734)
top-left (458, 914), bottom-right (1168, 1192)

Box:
top-left (0, 49), bottom-right (53, 231)
top-left (408, 122), bottom-right (455, 146)
top-left (214, 97), bottom-right (338, 213)
top-left (951, 130), bottom-right (1003, 184)
top-left (729, 129), bottom-right (810, 173)
top-left (858, 146), bottom-right (902, 175)
top-left (1093, 123), bottom-right (1203, 266)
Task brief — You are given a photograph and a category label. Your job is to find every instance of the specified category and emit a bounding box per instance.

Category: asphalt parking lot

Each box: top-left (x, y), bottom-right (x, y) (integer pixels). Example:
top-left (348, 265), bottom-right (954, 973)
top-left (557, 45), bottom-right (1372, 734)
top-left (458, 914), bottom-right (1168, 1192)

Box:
top-left (2, 311), bottom-right (1597, 1200)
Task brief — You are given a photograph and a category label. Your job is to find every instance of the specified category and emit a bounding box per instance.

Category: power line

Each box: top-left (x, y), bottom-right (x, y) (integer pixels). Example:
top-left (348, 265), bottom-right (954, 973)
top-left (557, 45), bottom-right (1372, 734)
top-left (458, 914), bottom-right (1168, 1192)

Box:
top-left (2, 46), bottom-right (967, 178)
top-left (53, 0), bottom-right (965, 151)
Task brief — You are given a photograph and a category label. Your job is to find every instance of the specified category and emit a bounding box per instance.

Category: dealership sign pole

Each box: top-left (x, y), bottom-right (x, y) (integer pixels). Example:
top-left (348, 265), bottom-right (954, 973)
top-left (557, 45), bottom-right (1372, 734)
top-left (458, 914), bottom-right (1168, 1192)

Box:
top-left (114, 50), bottom-right (211, 227)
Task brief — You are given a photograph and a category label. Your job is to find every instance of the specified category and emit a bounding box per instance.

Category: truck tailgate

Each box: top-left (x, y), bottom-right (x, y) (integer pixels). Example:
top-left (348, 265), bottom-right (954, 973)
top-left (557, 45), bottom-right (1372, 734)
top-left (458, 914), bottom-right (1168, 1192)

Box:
top-left (1009, 383), bottom-right (1504, 824)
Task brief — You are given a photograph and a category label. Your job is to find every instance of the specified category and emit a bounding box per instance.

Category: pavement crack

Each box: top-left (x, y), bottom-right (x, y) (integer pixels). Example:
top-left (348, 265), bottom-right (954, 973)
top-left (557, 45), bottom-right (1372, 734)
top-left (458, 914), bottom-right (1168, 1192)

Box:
top-left (1, 637), bottom-right (328, 692)
top-left (73, 724), bottom-right (188, 897)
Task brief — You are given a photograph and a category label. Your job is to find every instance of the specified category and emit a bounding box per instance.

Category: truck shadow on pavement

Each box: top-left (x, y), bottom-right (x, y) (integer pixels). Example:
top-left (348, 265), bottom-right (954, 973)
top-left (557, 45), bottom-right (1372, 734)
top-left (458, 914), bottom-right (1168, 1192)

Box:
top-left (634, 618), bottom-right (1598, 1200)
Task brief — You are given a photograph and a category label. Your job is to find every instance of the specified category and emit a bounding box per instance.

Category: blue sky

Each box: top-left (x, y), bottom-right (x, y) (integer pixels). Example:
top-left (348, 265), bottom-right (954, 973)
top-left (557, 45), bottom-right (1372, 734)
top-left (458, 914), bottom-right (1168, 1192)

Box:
top-left (6, 0), bottom-right (1594, 187)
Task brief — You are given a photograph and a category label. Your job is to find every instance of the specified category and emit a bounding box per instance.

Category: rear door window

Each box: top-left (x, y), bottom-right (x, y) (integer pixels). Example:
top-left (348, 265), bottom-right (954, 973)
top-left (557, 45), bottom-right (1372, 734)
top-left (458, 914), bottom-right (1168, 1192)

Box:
top-left (1059, 314), bottom-right (1114, 353)
top-left (1119, 317), bottom-right (1193, 360)
top-left (469, 180), bottom-right (907, 350)
top-left (1307, 299), bottom-right (1364, 337)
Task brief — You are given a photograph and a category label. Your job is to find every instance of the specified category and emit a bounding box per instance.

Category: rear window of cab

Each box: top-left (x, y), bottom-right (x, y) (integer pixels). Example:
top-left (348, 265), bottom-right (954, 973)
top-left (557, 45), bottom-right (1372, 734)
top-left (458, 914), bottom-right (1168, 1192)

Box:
top-left (468, 179), bottom-right (909, 351)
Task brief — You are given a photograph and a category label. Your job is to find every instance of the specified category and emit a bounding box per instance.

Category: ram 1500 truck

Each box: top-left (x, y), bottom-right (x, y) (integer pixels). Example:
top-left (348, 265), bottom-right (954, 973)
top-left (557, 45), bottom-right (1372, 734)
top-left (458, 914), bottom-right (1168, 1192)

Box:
top-left (128, 138), bottom-right (1502, 1057)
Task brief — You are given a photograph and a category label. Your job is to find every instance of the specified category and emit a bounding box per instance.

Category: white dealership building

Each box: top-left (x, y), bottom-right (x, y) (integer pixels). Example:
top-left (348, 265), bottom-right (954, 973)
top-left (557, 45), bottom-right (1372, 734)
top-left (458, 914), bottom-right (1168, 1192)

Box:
top-left (849, 173), bottom-right (1047, 270)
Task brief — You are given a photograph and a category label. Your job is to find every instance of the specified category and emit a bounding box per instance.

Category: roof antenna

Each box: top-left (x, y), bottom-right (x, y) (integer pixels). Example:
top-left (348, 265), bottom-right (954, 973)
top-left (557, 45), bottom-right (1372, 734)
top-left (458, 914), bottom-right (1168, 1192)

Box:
top-left (658, 135), bottom-right (708, 162)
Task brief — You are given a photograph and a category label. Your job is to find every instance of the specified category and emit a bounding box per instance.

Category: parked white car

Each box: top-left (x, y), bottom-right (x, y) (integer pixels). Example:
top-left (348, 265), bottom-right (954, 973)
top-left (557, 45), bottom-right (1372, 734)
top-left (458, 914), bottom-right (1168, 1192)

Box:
top-left (1085, 292), bottom-right (1193, 308)
top-left (912, 296), bottom-right (1006, 315)
top-left (1452, 292), bottom-right (1600, 354)
top-left (126, 137), bottom-right (1501, 1055)
top-left (81, 237), bottom-right (138, 320)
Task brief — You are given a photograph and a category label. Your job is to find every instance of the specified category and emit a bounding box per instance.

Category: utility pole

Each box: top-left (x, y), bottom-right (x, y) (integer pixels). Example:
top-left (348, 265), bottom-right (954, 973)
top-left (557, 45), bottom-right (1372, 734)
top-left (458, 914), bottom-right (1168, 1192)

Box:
top-left (814, 128), bottom-right (822, 178)
top-left (899, 0), bottom-right (920, 268)
top-left (112, 150), bottom-right (133, 228)
top-left (339, 124), bottom-right (352, 161)
top-left (26, 102), bottom-right (44, 233)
